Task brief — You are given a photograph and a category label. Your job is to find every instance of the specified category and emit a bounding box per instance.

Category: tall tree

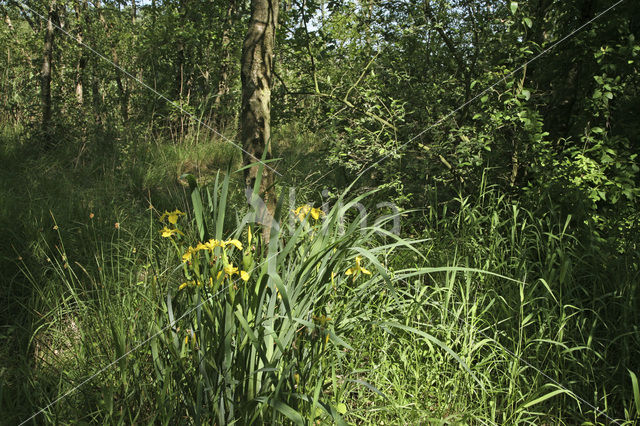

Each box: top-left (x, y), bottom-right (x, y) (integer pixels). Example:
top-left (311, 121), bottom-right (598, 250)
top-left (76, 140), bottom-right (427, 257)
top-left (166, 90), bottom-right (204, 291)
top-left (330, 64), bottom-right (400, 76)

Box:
top-left (74, 0), bottom-right (87, 105)
top-left (41, 0), bottom-right (57, 144)
top-left (240, 0), bottom-right (279, 233)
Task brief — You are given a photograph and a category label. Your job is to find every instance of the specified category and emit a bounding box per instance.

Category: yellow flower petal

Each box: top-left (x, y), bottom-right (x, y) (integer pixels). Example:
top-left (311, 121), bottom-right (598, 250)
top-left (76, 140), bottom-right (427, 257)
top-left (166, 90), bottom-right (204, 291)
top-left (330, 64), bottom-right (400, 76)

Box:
top-left (224, 263), bottom-right (238, 277)
top-left (182, 247), bottom-right (196, 262)
top-left (167, 209), bottom-right (186, 225)
top-left (293, 205), bottom-right (312, 221)
top-left (178, 282), bottom-right (189, 290)
top-left (240, 270), bottom-right (250, 282)
top-left (345, 255), bottom-right (373, 280)
top-left (205, 239), bottom-right (222, 250)
top-left (225, 239), bottom-right (243, 250)
top-left (310, 207), bottom-right (324, 220)
top-left (160, 226), bottom-right (184, 238)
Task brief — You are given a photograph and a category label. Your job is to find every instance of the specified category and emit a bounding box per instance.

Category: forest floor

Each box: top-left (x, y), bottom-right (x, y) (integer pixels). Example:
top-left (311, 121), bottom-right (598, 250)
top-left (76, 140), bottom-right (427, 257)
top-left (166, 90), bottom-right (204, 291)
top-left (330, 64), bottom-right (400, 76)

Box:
top-left (1, 124), bottom-right (638, 425)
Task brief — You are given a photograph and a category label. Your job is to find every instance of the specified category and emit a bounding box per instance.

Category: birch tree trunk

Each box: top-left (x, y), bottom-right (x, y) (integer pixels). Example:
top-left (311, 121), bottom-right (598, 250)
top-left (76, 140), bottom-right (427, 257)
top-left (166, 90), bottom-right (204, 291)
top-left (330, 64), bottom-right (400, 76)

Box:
top-left (74, 0), bottom-right (87, 105)
top-left (240, 0), bottom-right (279, 236)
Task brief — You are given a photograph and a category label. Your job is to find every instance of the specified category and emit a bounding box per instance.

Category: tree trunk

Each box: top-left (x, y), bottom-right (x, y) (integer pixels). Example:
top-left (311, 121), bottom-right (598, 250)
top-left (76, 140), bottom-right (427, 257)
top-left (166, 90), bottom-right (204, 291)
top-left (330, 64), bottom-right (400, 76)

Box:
top-left (240, 0), bottom-right (279, 238)
top-left (175, 0), bottom-right (187, 100)
top-left (41, 0), bottom-right (57, 144)
top-left (87, 1), bottom-right (103, 128)
top-left (4, 12), bottom-right (14, 30)
top-left (176, 41), bottom-right (184, 99)
top-left (112, 48), bottom-right (129, 121)
top-left (74, 0), bottom-right (87, 105)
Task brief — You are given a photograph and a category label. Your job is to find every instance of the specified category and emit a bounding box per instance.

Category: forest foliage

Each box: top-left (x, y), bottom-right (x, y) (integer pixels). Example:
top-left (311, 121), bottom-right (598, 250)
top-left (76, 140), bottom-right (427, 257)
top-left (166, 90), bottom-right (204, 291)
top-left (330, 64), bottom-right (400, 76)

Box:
top-left (1, 0), bottom-right (639, 424)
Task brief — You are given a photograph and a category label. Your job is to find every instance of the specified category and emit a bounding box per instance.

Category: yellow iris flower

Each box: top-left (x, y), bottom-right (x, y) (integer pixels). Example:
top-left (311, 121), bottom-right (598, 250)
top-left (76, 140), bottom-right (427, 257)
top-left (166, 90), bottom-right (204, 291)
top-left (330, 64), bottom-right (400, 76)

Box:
top-left (224, 263), bottom-right (239, 277)
top-left (160, 226), bottom-right (184, 238)
top-left (223, 239), bottom-right (243, 250)
top-left (204, 239), bottom-right (222, 250)
top-left (161, 209), bottom-right (186, 225)
top-left (345, 256), bottom-right (372, 281)
top-left (215, 264), bottom-right (250, 283)
top-left (178, 277), bottom-right (212, 290)
top-left (293, 205), bottom-right (324, 221)
top-left (182, 246), bottom-right (197, 262)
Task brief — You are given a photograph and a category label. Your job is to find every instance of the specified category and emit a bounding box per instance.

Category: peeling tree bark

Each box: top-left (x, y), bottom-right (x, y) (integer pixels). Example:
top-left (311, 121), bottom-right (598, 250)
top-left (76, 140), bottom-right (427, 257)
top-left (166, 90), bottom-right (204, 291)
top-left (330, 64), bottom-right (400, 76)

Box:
top-left (240, 0), bottom-right (279, 237)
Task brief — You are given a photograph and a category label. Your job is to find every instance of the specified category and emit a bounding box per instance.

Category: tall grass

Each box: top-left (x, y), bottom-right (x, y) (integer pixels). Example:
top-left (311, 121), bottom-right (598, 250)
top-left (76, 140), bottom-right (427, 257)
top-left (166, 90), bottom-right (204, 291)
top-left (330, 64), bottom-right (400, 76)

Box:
top-left (1, 122), bottom-right (638, 424)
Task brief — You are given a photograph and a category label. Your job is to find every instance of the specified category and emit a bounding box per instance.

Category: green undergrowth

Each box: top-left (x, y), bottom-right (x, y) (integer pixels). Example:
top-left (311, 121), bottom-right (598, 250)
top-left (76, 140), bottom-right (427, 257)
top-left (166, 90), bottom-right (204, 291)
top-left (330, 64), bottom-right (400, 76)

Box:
top-left (1, 123), bottom-right (639, 424)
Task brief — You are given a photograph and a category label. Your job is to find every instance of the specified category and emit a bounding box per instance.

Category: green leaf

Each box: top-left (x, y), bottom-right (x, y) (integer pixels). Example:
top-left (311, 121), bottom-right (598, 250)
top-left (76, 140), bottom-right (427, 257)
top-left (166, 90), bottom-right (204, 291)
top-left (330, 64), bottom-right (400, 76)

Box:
top-left (630, 370), bottom-right (640, 416)
top-left (510, 2), bottom-right (518, 14)
top-left (520, 389), bottom-right (569, 409)
top-left (523, 17), bottom-right (532, 28)
top-left (346, 378), bottom-right (388, 399)
top-left (521, 89), bottom-right (530, 100)
top-left (269, 398), bottom-right (304, 424)
top-left (215, 170), bottom-right (230, 241)
top-left (336, 403), bottom-right (347, 415)
top-left (181, 173), bottom-right (208, 241)
top-left (481, 95), bottom-right (489, 103)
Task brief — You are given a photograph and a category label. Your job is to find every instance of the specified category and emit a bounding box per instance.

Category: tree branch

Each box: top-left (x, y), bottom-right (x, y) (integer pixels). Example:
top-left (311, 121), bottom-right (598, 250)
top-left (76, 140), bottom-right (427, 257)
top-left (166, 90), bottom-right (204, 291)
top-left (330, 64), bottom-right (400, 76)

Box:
top-left (424, 0), bottom-right (468, 76)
